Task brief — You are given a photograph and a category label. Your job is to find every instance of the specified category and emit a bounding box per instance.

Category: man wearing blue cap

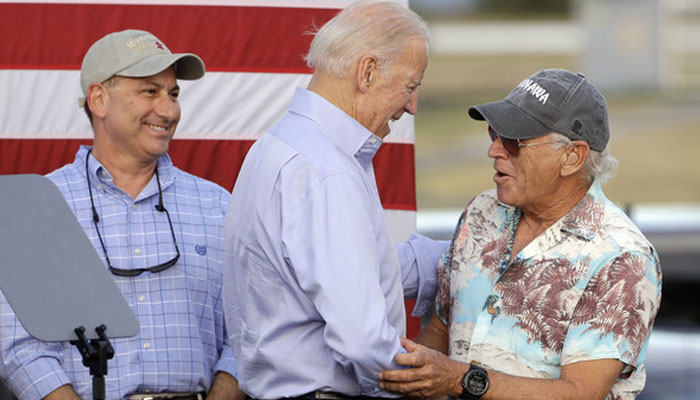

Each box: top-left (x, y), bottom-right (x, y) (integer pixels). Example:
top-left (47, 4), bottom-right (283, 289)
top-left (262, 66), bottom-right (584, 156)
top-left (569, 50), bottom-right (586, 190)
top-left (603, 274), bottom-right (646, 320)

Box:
top-left (378, 69), bottom-right (662, 400)
top-left (0, 30), bottom-right (244, 400)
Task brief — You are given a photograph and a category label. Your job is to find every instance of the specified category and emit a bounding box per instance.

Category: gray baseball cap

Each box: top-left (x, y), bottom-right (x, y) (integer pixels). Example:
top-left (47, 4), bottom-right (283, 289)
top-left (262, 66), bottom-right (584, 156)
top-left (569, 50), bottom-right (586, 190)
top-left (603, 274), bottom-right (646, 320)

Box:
top-left (468, 69), bottom-right (610, 152)
top-left (80, 29), bottom-right (205, 102)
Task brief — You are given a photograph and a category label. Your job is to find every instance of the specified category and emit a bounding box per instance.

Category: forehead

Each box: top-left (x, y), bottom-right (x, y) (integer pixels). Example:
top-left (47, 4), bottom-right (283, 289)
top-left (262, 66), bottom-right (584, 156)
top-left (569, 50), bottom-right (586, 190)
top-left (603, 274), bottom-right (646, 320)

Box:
top-left (389, 38), bottom-right (428, 79)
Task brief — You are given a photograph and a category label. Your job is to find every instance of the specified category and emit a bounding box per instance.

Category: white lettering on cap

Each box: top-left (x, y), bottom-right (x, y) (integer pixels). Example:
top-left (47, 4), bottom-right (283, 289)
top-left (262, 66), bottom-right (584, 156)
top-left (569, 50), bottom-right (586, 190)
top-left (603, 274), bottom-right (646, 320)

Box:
top-left (126, 35), bottom-right (153, 49)
top-left (517, 79), bottom-right (549, 105)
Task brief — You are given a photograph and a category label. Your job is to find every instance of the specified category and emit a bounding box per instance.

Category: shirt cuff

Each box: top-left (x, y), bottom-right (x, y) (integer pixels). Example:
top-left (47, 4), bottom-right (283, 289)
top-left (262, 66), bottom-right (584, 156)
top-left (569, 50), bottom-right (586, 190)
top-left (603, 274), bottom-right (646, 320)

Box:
top-left (406, 234), bottom-right (449, 317)
top-left (6, 357), bottom-right (71, 400)
top-left (213, 345), bottom-right (238, 379)
top-left (356, 339), bottom-right (406, 398)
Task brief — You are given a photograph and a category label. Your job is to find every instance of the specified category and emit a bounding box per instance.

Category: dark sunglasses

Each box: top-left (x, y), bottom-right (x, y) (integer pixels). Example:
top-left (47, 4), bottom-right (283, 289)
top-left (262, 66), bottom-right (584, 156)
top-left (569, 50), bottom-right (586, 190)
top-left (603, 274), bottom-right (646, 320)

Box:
top-left (488, 126), bottom-right (555, 156)
top-left (86, 149), bottom-right (180, 277)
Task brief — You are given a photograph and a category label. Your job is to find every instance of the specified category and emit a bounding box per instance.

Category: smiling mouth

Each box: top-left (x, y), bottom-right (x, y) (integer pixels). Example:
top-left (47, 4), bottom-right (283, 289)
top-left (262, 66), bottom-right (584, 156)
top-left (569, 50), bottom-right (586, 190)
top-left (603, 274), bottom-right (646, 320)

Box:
top-left (145, 123), bottom-right (169, 132)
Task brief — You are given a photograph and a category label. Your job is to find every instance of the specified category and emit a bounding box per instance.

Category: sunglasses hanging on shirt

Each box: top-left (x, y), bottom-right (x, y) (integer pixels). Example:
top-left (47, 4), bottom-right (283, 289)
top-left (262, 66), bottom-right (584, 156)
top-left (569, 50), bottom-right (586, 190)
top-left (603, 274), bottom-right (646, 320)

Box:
top-left (85, 149), bottom-right (180, 277)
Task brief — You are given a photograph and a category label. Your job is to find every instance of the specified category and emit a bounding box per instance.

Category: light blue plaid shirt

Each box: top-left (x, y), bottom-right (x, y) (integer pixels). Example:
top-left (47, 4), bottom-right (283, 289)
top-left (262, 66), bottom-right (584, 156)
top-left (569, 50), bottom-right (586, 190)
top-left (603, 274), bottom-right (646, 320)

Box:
top-left (0, 146), bottom-right (236, 400)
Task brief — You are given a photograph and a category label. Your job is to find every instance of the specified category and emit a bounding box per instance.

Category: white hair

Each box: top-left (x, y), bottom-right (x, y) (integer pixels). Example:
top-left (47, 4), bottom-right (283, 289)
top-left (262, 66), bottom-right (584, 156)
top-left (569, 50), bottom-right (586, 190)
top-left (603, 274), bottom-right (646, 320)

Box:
top-left (305, 0), bottom-right (430, 78)
top-left (550, 133), bottom-right (618, 184)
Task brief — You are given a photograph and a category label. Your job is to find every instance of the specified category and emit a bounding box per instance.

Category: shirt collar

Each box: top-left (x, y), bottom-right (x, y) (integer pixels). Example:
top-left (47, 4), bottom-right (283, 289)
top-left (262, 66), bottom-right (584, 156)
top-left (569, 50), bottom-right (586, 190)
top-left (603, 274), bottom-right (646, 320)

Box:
top-left (288, 87), bottom-right (382, 167)
top-left (76, 145), bottom-right (175, 200)
top-left (496, 180), bottom-right (606, 244)
top-left (559, 180), bottom-right (606, 240)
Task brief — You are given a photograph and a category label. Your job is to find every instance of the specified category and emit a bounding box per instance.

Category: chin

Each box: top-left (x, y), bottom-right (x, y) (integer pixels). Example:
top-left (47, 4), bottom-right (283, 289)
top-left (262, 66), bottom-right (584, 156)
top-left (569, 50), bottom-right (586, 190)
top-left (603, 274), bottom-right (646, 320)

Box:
top-left (495, 187), bottom-right (519, 208)
top-left (147, 143), bottom-right (170, 159)
top-left (377, 125), bottom-right (391, 138)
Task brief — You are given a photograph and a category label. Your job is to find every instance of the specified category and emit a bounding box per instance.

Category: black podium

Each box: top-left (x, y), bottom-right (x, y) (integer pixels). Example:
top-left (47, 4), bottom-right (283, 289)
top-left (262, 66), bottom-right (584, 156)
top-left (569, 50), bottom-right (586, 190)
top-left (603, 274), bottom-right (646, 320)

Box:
top-left (0, 174), bottom-right (139, 400)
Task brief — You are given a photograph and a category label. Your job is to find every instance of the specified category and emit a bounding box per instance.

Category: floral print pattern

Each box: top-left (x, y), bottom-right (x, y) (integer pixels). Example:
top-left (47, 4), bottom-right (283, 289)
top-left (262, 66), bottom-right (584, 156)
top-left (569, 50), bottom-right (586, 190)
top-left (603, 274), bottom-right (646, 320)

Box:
top-left (436, 181), bottom-right (662, 399)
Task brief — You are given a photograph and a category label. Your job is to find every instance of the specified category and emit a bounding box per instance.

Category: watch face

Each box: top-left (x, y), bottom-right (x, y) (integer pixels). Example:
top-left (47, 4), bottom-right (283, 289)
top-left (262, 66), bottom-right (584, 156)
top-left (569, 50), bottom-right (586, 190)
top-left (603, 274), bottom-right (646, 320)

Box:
top-left (466, 369), bottom-right (489, 395)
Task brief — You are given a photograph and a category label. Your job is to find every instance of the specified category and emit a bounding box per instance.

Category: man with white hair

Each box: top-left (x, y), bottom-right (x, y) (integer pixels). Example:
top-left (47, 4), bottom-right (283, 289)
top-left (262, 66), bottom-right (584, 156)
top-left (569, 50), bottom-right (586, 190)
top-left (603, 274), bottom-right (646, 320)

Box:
top-left (378, 69), bottom-right (662, 400)
top-left (222, 1), bottom-right (447, 398)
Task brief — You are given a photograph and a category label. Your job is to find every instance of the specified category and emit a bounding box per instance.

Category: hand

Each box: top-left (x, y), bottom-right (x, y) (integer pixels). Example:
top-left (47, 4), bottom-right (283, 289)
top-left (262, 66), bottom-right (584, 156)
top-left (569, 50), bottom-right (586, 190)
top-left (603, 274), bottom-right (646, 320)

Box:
top-left (43, 385), bottom-right (82, 400)
top-left (205, 372), bottom-right (246, 400)
top-left (378, 337), bottom-right (466, 398)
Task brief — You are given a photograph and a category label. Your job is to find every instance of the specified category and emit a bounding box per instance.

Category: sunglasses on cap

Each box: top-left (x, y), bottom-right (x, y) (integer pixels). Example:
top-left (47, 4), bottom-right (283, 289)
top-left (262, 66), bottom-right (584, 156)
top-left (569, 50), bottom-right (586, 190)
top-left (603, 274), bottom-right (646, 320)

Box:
top-left (488, 126), bottom-right (557, 157)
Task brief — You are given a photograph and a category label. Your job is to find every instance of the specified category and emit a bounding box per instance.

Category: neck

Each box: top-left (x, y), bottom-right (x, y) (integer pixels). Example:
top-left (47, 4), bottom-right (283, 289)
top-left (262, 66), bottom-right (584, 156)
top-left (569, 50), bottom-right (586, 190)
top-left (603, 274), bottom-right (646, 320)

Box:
top-left (509, 178), bottom-right (590, 262)
top-left (520, 177), bottom-right (591, 235)
top-left (89, 146), bottom-right (158, 200)
top-left (307, 70), bottom-right (357, 120)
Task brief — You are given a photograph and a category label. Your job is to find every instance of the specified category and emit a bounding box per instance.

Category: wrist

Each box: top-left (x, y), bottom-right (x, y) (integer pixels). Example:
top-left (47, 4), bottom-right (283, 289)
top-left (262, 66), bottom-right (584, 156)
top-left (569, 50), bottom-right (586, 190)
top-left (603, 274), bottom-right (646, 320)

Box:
top-left (458, 362), bottom-right (490, 400)
top-left (451, 361), bottom-right (472, 396)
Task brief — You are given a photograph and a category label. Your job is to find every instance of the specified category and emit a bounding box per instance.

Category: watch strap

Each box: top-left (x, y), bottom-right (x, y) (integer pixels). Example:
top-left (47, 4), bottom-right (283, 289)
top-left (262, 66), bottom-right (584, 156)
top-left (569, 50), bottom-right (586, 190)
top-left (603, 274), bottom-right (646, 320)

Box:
top-left (459, 363), bottom-right (489, 400)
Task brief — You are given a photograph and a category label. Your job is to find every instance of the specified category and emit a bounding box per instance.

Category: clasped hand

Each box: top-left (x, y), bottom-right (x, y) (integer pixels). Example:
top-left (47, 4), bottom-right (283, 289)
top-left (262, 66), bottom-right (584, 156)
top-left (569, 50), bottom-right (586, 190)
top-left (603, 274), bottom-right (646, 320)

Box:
top-left (378, 337), bottom-right (464, 398)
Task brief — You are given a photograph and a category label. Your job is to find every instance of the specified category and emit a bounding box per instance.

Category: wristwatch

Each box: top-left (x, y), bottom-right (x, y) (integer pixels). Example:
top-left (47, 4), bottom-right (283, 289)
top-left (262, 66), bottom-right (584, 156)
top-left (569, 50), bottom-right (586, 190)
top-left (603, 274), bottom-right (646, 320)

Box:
top-left (459, 363), bottom-right (489, 400)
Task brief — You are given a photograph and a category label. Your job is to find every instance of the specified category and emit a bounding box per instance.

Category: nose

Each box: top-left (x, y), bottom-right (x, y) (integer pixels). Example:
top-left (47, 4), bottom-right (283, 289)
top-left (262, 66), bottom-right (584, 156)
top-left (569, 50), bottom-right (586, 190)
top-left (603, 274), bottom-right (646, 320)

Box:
top-left (487, 133), bottom-right (507, 159)
top-left (155, 93), bottom-right (181, 122)
top-left (404, 90), bottom-right (419, 115)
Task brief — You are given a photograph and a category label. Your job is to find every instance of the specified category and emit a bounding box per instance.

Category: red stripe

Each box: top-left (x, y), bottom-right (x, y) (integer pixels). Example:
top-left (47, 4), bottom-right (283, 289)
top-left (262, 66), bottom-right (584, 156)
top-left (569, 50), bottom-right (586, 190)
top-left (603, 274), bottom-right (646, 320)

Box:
top-left (167, 139), bottom-right (255, 192)
top-left (405, 299), bottom-right (420, 339)
top-left (0, 138), bottom-right (416, 211)
top-left (373, 143), bottom-right (417, 211)
top-left (0, 3), bottom-right (338, 73)
top-left (0, 138), bottom-right (94, 175)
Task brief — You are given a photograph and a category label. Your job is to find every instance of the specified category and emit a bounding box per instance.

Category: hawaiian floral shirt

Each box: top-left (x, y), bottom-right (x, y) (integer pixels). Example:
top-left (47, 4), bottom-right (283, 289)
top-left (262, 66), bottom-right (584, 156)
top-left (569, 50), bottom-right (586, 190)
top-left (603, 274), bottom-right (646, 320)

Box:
top-left (436, 181), bottom-right (662, 400)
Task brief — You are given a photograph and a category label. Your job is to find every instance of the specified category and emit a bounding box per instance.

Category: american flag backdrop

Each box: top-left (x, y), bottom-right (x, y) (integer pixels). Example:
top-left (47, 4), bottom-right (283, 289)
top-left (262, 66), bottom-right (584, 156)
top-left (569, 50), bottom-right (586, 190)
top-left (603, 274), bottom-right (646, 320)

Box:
top-left (0, 0), bottom-right (422, 337)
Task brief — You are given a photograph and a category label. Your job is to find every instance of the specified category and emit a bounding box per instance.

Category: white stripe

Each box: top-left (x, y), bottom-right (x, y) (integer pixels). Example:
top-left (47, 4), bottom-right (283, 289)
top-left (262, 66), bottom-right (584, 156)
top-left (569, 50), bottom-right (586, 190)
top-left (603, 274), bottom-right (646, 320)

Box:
top-left (0, 70), bottom-right (414, 142)
top-left (384, 209), bottom-right (417, 242)
top-left (1, 0), bottom-right (407, 7)
top-left (178, 72), bottom-right (311, 139)
top-left (385, 116), bottom-right (415, 143)
top-left (0, 70), bottom-right (92, 138)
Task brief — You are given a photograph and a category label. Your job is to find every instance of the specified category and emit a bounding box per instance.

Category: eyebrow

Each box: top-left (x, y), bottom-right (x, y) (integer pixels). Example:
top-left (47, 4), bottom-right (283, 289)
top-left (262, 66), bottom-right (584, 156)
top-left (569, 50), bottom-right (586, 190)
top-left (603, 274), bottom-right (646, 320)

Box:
top-left (142, 81), bottom-right (180, 92)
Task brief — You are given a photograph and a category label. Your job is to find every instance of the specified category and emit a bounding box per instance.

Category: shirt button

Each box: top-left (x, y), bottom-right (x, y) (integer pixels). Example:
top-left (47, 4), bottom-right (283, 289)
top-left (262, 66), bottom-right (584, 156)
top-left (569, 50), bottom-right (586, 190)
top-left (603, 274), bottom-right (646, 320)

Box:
top-left (131, 204), bottom-right (136, 210)
top-left (134, 248), bottom-right (141, 255)
top-left (97, 184), bottom-right (103, 191)
top-left (370, 138), bottom-right (377, 145)
top-left (138, 295), bottom-right (146, 302)
top-left (487, 306), bottom-right (497, 315)
top-left (101, 170), bottom-right (107, 177)
top-left (143, 342), bottom-right (150, 349)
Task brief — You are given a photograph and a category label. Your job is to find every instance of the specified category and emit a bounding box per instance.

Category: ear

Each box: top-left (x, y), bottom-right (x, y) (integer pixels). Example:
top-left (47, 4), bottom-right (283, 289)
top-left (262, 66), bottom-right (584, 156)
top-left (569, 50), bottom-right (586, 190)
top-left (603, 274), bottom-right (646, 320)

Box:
top-left (560, 141), bottom-right (590, 177)
top-left (355, 54), bottom-right (378, 93)
top-left (86, 82), bottom-right (109, 120)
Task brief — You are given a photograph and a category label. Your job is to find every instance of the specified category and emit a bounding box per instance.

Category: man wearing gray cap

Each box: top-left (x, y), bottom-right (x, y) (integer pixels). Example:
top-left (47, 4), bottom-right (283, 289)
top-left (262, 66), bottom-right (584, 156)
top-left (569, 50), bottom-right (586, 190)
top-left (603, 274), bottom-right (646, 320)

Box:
top-left (0, 30), bottom-right (244, 400)
top-left (378, 69), bottom-right (662, 399)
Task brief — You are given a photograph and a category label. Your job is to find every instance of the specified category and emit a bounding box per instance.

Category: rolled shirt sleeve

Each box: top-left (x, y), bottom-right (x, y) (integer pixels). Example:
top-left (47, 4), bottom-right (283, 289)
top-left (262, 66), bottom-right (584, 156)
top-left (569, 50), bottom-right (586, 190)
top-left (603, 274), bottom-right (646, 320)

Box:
top-left (212, 290), bottom-right (238, 379)
top-left (213, 345), bottom-right (237, 379)
top-left (562, 250), bottom-right (662, 374)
